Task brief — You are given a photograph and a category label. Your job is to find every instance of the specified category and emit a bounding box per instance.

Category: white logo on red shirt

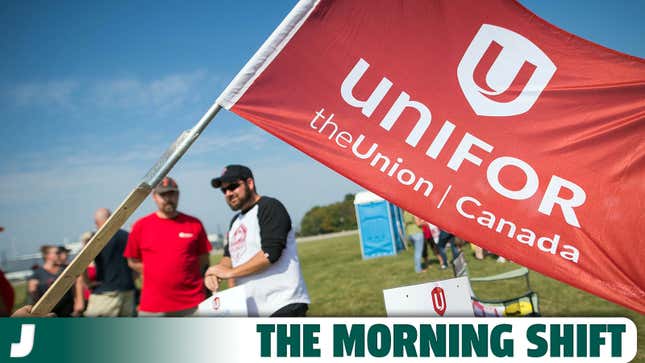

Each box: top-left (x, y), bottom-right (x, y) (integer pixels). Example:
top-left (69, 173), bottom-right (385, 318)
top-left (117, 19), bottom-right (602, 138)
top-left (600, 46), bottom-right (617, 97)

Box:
top-left (178, 232), bottom-right (194, 238)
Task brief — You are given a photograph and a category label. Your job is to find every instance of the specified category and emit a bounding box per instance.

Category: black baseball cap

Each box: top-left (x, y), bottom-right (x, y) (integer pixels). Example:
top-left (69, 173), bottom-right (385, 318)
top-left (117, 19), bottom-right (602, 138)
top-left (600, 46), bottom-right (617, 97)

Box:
top-left (153, 176), bottom-right (179, 194)
top-left (57, 245), bottom-right (71, 254)
top-left (211, 165), bottom-right (253, 188)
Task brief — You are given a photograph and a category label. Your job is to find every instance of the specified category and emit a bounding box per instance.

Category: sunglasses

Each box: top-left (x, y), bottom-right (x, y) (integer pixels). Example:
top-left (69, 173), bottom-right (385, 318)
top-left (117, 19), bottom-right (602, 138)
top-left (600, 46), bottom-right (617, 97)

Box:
top-left (220, 182), bottom-right (242, 194)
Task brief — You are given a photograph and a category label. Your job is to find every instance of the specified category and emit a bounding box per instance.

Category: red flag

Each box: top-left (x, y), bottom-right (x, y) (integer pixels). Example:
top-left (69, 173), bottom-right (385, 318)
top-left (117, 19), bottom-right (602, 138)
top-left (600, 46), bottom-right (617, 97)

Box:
top-left (217, 0), bottom-right (645, 312)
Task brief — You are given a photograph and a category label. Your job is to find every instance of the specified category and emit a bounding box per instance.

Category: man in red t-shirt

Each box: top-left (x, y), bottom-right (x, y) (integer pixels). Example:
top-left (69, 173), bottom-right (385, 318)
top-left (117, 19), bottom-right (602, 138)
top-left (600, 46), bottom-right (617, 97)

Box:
top-left (124, 176), bottom-right (211, 316)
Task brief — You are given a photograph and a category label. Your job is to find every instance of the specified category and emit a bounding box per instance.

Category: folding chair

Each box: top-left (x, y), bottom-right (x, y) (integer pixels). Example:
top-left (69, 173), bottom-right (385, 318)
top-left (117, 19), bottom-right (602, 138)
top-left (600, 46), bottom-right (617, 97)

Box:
top-left (452, 251), bottom-right (540, 316)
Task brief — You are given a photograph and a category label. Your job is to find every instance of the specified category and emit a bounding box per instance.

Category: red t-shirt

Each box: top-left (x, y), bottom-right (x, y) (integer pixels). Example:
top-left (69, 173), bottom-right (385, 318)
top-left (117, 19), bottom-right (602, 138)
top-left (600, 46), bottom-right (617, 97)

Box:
top-left (124, 212), bottom-right (212, 312)
top-left (83, 265), bottom-right (97, 301)
top-left (0, 270), bottom-right (14, 316)
top-left (421, 224), bottom-right (431, 240)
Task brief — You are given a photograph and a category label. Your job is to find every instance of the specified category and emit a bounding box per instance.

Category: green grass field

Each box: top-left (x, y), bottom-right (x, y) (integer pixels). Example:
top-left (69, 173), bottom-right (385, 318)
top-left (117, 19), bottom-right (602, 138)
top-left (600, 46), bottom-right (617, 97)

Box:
top-left (11, 233), bottom-right (643, 360)
top-left (294, 234), bottom-right (644, 361)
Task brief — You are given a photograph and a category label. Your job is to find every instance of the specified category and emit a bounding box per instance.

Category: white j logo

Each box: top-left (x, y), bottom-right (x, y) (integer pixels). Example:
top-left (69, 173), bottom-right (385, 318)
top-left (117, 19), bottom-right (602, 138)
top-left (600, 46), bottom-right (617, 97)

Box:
top-left (10, 324), bottom-right (35, 358)
top-left (457, 24), bottom-right (556, 117)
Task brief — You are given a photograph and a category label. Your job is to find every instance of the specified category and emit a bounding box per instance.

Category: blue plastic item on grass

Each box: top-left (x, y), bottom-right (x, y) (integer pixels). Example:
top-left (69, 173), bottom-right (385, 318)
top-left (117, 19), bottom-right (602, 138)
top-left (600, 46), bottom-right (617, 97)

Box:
top-left (354, 191), bottom-right (405, 259)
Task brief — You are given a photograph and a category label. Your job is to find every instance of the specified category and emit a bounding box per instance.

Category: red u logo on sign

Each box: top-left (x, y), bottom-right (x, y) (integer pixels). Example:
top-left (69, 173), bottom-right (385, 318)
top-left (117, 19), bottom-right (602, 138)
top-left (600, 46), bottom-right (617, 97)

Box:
top-left (431, 287), bottom-right (447, 316)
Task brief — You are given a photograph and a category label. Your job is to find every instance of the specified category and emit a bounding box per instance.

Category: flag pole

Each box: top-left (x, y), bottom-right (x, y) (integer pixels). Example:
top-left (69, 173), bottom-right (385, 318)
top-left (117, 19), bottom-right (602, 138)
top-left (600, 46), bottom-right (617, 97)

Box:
top-left (31, 103), bottom-right (223, 315)
top-left (31, 0), bottom-right (318, 315)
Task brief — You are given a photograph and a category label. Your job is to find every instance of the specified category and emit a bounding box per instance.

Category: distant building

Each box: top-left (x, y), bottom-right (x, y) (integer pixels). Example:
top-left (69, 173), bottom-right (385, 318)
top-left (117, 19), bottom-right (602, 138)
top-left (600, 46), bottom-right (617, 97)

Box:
top-left (208, 233), bottom-right (224, 251)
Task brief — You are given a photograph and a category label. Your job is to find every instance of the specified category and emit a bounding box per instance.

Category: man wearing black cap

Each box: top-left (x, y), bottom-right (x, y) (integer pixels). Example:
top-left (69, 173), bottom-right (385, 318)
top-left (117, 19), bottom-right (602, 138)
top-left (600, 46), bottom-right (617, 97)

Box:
top-left (124, 176), bottom-right (212, 316)
top-left (56, 245), bottom-right (86, 316)
top-left (205, 165), bottom-right (310, 317)
top-left (57, 245), bottom-right (71, 266)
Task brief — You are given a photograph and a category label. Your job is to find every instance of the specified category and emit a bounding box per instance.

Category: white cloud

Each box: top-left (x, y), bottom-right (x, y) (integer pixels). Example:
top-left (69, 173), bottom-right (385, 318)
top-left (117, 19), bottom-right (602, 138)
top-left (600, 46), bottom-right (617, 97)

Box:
top-left (1, 127), bottom-right (269, 177)
top-left (0, 137), bottom-right (360, 256)
top-left (0, 76), bottom-right (359, 255)
top-left (10, 80), bottom-right (79, 107)
top-left (90, 70), bottom-right (209, 112)
top-left (4, 69), bottom-right (214, 118)
top-left (190, 130), bottom-right (270, 156)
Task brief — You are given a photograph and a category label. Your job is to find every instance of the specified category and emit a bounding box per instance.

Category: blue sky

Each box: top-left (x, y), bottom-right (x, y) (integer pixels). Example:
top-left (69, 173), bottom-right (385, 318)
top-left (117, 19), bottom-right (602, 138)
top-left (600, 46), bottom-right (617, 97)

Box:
top-left (0, 1), bottom-right (643, 256)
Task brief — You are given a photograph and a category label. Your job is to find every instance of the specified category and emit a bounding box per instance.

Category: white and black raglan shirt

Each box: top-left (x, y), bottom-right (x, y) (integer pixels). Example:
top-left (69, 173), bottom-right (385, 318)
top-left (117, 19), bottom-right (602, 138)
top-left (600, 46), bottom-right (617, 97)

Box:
top-left (224, 196), bottom-right (310, 316)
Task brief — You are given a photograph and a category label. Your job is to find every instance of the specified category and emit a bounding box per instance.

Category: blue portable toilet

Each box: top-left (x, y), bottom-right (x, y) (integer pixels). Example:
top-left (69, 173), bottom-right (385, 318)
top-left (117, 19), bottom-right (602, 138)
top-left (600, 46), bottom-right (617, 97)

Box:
top-left (354, 191), bottom-right (406, 259)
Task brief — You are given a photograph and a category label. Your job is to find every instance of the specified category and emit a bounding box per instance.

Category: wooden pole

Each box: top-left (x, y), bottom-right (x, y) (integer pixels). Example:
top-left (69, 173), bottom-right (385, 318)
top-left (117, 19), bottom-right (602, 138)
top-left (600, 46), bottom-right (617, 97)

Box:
top-left (31, 103), bottom-right (222, 315)
top-left (31, 184), bottom-right (151, 315)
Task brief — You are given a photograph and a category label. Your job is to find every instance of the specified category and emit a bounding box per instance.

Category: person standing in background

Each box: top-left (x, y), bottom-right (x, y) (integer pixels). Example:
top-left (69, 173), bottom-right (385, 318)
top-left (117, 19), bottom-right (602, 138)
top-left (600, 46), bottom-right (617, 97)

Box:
top-left (436, 230), bottom-right (461, 268)
top-left (78, 231), bottom-right (97, 308)
top-left (124, 177), bottom-right (211, 317)
top-left (57, 245), bottom-right (71, 266)
top-left (421, 222), bottom-right (445, 268)
top-left (84, 208), bottom-right (136, 317)
top-left (205, 165), bottom-right (310, 317)
top-left (403, 211), bottom-right (426, 273)
top-left (28, 245), bottom-right (84, 317)
top-left (0, 269), bottom-right (14, 316)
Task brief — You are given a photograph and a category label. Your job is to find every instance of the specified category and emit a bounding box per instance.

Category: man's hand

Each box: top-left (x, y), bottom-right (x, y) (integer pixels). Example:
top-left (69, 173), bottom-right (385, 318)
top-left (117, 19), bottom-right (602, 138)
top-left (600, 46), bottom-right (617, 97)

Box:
top-left (127, 258), bottom-right (143, 274)
top-left (209, 264), bottom-right (235, 279)
top-left (204, 266), bottom-right (221, 292)
top-left (204, 264), bottom-right (237, 292)
top-left (72, 299), bottom-right (85, 317)
top-left (11, 305), bottom-right (55, 318)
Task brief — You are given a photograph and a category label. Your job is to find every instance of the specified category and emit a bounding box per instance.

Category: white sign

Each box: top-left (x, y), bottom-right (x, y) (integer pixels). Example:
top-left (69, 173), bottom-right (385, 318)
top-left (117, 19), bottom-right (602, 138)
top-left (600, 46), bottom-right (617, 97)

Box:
top-left (383, 276), bottom-right (474, 316)
top-left (196, 285), bottom-right (248, 317)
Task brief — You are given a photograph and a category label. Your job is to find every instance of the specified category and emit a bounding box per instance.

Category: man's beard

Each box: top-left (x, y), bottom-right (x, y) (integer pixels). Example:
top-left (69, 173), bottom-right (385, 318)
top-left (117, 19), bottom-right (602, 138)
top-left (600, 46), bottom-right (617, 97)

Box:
top-left (227, 184), bottom-right (253, 211)
top-left (161, 202), bottom-right (177, 214)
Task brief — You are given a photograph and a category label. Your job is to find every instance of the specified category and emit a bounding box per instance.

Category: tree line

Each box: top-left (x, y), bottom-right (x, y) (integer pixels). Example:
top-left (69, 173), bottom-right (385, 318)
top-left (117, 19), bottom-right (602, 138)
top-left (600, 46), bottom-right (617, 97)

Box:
top-left (299, 194), bottom-right (357, 236)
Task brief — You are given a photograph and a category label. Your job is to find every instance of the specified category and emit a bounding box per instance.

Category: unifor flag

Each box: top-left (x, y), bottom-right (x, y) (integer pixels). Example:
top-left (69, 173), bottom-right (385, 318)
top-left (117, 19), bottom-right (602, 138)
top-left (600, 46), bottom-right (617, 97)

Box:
top-left (216, 0), bottom-right (645, 312)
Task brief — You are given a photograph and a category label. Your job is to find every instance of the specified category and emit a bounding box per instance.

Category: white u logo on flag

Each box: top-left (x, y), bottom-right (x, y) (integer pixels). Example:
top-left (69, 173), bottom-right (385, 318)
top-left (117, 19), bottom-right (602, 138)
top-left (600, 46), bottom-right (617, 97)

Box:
top-left (457, 24), bottom-right (556, 117)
